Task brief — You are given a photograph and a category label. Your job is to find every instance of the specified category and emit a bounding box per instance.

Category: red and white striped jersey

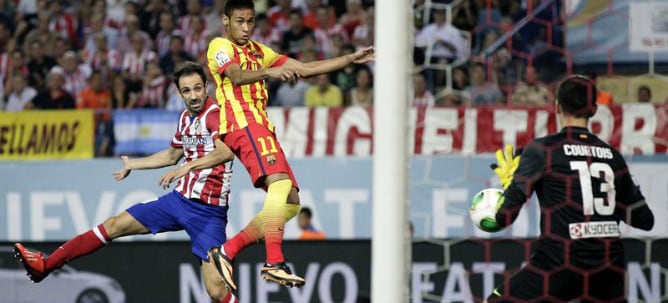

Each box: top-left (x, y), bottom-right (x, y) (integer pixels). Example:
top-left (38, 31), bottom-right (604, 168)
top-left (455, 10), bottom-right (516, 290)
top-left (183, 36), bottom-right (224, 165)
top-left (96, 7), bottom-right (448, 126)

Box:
top-left (63, 65), bottom-right (92, 97)
top-left (137, 75), bottom-right (168, 108)
top-left (184, 30), bottom-right (208, 60)
top-left (122, 50), bottom-right (157, 75)
top-left (171, 98), bottom-right (232, 206)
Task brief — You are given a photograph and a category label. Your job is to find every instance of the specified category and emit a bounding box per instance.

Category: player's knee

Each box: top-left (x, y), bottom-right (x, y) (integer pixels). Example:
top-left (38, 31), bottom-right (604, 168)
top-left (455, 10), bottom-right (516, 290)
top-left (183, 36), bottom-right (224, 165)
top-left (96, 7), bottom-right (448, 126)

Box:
top-left (101, 215), bottom-right (123, 238)
top-left (287, 187), bottom-right (300, 205)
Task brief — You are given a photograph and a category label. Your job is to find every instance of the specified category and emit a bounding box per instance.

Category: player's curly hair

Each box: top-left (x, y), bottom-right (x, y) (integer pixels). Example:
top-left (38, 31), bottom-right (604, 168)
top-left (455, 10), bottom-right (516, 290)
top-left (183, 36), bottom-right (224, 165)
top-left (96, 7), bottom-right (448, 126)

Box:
top-left (224, 0), bottom-right (255, 18)
top-left (172, 61), bottom-right (207, 89)
top-left (556, 74), bottom-right (598, 118)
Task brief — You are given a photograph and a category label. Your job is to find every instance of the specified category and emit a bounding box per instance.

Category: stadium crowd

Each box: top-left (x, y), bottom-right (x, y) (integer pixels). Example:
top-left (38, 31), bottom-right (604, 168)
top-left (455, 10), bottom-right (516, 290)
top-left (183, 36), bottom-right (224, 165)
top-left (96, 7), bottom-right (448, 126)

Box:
top-left (0, 0), bottom-right (662, 155)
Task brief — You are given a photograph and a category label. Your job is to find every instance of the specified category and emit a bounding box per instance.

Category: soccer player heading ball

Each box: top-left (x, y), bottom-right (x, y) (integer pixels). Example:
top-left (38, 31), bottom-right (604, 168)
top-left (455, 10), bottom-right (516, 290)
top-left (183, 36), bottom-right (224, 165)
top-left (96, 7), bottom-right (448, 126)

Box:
top-left (205, 0), bottom-right (374, 291)
top-left (485, 74), bottom-right (655, 302)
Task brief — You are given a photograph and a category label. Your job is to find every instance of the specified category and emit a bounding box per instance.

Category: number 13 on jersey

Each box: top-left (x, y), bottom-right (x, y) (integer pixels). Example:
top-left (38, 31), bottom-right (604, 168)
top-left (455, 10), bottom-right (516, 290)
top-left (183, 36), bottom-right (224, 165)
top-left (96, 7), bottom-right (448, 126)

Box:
top-left (570, 161), bottom-right (616, 216)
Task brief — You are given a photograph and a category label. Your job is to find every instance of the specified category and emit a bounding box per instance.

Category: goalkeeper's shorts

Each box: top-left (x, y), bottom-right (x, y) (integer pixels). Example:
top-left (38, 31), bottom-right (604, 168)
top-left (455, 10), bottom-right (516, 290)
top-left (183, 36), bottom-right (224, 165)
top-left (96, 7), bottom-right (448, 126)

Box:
top-left (487, 249), bottom-right (625, 303)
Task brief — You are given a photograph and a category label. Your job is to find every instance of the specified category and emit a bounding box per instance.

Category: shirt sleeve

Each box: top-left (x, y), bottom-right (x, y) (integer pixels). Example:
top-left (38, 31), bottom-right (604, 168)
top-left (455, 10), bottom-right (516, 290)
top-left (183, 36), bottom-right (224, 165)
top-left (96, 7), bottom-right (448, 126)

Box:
top-left (258, 42), bottom-right (288, 68)
top-left (496, 141), bottom-right (545, 227)
top-left (614, 161), bottom-right (654, 230)
top-left (207, 38), bottom-right (239, 76)
top-left (206, 107), bottom-right (221, 139)
top-left (171, 113), bottom-right (183, 148)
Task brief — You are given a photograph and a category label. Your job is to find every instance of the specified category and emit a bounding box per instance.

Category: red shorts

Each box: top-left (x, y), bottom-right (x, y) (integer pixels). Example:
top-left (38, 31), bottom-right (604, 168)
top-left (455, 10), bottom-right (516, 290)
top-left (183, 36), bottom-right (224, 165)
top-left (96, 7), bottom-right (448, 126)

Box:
top-left (222, 124), bottom-right (298, 189)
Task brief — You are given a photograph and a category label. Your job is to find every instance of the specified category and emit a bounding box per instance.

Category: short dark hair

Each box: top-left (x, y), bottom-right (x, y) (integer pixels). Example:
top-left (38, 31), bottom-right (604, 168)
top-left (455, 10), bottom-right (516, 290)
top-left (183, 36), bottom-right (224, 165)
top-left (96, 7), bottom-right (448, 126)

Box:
top-left (172, 61), bottom-right (207, 89)
top-left (224, 0), bottom-right (255, 18)
top-left (556, 75), bottom-right (598, 118)
top-left (299, 207), bottom-right (313, 218)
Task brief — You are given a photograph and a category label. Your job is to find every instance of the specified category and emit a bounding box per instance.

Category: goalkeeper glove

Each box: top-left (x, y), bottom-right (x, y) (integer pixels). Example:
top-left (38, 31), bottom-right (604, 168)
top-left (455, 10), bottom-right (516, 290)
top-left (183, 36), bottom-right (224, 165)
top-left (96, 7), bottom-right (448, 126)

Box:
top-left (490, 144), bottom-right (521, 190)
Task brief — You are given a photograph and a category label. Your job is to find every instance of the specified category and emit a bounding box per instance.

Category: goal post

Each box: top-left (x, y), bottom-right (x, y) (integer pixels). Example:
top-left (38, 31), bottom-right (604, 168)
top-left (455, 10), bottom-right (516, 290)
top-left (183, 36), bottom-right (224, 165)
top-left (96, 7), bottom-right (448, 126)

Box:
top-left (371, 0), bottom-right (412, 302)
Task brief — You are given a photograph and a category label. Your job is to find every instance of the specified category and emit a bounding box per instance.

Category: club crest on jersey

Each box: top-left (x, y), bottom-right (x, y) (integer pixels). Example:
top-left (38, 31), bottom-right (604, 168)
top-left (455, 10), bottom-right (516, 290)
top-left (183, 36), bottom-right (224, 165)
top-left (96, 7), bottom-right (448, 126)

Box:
top-left (193, 119), bottom-right (202, 135)
top-left (266, 154), bottom-right (277, 166)
top-left (249, 50), bottom-right (263, 59)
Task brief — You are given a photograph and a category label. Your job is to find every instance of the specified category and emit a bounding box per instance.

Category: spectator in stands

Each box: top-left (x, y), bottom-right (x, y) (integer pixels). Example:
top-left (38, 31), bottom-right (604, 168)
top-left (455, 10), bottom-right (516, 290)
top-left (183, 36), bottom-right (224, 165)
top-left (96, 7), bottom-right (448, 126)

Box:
top-left (415, 8), bottom-right (467, 93)
top-left (351, 6), bottom-right (374, 50)
top-left (331, 44), bottom-right (357, 96)
top-left (51, 36), bottom-right (73, 61)
top-left (466, 62), bottom-right (503, 105)
top-left (155, 11), bottom-right (178, 57)
top-left (3, 73), bottom-right (37, 112)
top-left (0, 0), bottom-right (16, 23)
top-left (313, 5), bottom-right (349, 58)
top-left (305, 74), bottom-right (343, 107)
top-left (110, 75), bottom-right (136, 109)
top-left (252, 13), bottom-right (282, 47)
top-left (413, 73), bottom-right (435, 106)
top-left (274, 77), bottom-right (310, 107)
top-left (28, 66), bottom-right (76, 109)
top-left (297, 207), bottom-right (326, 240)
top-left (340, 0), bottom-right (365, 37)
top-left (133, 62), bottom-right (168, 108)
top-left (511, 65), bottom-right (551, 105)
top-left (302, 0), bottom-right (320, 30)
top-left (83, 13), bottom-right (119, 56)
top-left (205, 0), bottom-right (227, 34)
top-left (281, 9), bottom-right (313, 58)
top-left (268, 0), bottom-right (292, 32)
top-left (452, 66), bottom-right (470, 91)
top-left (184, 16), bottom-right (209, 62)
top-left (23, 12), bottom-right (52, 53)
top-left (60, 51), bottom-right (93, 98)
top-left (587, 72), bottom-right (613, 106)
top-left (139, 0), bottom-right (169, 39)
top-left (452, 0), bottom-right (479, 32)
top-left (350, 66), bottom-right (373, 106)
top-left (4, 49), bottom-right (29, 95)
top-left (637, 85), bottom-right (652, 103)
top-left (86, 32), bottom-right (123, 81)
top-left (78, 70), bottom-right (114, 156)
top-left (159, 35), bottom-right (194, 76)
top-left (180, 0), bottom-right (206, 36)
top-left (48, 0), bottom-right (79, 48)
top-left (122, 33), bottom-right (158, 92)
top-left (25, 39), bottom-right (57, 90)
top-left (117, 14), bottom-right (153, 53)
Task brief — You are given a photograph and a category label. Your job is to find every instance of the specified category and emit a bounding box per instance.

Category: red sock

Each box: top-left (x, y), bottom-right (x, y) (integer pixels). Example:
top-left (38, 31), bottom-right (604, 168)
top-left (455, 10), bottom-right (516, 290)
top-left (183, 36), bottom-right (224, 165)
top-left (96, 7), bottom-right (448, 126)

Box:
top-left (223, 217), bottom-right (262, 260)
top-left (45, 224), bottom-right (110, 272)
top-left (219, 291), bottom-right (238, 303)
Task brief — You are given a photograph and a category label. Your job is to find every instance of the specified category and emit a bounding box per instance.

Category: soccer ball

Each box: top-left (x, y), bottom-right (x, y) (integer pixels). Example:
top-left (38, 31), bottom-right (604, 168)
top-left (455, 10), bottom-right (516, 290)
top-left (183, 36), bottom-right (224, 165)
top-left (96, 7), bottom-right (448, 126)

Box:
top-left (469, 188), bottom-right (504, 232)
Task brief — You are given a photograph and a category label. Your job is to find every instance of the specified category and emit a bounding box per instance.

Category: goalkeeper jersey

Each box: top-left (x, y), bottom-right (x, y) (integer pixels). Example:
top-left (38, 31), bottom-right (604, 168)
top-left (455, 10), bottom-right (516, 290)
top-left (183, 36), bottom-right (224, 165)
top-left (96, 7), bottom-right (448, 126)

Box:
top-left (496, 126), bottom-right (654, 266)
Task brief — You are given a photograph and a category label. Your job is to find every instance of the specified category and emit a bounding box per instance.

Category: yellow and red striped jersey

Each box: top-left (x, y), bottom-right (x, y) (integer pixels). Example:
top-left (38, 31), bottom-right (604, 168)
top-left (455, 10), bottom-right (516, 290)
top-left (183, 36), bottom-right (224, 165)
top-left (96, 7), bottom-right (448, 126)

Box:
top-left (206, 37), bottom-right (288, 134)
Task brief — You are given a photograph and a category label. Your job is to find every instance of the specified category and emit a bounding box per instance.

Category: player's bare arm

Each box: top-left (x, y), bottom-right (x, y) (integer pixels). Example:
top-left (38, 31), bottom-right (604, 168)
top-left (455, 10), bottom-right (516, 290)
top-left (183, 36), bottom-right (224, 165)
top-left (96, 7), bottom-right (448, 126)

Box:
top-left (158, 138), bottom-right (234, 189)
top-left (112, 147), bottom-right (184, 181)
top-left (284, 46), bottom-right (374, 78)
top-left (223, 61), bottom-right (299, 85)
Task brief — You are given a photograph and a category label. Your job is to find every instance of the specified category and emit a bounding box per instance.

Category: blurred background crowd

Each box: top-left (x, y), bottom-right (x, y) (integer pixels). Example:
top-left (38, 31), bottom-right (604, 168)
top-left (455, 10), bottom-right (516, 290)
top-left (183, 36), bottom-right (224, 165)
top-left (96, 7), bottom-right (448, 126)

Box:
top-left (0, 0), bottom-right (665, 155)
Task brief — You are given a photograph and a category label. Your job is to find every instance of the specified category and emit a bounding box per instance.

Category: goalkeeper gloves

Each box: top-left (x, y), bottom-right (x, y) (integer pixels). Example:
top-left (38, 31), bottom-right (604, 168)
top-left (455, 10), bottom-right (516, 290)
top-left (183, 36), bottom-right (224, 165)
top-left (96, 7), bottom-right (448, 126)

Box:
top-left (490, 144), bottom-right (521, 190)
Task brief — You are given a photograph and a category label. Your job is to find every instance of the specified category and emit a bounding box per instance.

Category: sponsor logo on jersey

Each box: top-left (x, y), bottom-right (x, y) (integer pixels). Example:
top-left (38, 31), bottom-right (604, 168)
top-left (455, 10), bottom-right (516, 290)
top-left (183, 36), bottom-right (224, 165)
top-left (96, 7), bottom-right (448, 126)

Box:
top-left (569, 221), bottom-right (620, 239)
top-left (215, 51), bottom-right (231, 67)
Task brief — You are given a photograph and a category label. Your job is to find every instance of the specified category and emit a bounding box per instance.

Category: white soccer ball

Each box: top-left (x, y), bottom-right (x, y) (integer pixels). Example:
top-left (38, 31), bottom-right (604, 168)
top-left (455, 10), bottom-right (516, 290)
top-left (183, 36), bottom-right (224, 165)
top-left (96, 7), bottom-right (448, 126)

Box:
top-left (469, 188), bottom-right (504, 232)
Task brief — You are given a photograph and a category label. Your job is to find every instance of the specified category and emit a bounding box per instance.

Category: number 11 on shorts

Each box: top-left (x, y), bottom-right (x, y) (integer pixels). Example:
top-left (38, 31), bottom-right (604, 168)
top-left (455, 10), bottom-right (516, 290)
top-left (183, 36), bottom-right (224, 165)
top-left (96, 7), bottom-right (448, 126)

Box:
top-left (258, 136), bottom-right (278, 156)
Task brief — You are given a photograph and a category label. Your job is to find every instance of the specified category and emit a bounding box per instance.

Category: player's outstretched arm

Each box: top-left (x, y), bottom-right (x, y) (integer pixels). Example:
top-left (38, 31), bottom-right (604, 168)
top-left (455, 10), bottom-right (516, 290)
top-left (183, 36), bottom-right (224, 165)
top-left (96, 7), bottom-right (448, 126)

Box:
top-left (158, 139), bottom-right (234, 189)
top-left (112, 147), bottom-right (184, 181)
top-left (224, 62), bottom-right (300, 86)
top-left (285, 46), bottom-right (374, 78)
